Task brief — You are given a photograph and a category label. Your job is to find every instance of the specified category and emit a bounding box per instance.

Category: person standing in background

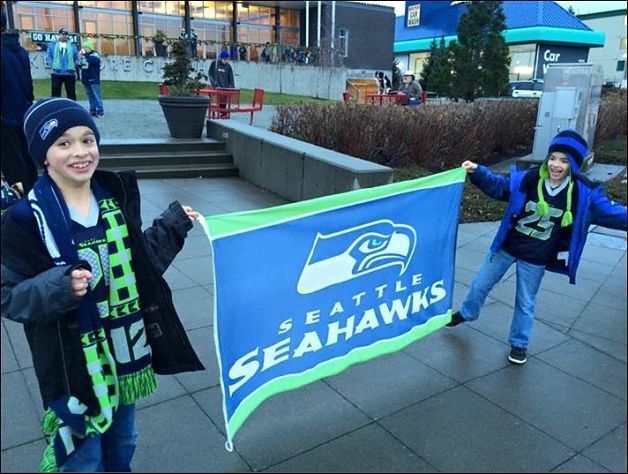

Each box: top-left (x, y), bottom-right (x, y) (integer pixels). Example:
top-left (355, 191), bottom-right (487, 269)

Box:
top-left (46, 28), bottom-right (80, 100)
top-left (1, 8), bottom-right (38, 194)
top-left (79, 41), bottom-right (104, 117)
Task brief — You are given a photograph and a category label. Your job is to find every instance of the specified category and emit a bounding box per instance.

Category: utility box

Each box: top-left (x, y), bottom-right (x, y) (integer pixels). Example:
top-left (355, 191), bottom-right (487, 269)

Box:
top-left (523, 63), bottom-right (602, 171)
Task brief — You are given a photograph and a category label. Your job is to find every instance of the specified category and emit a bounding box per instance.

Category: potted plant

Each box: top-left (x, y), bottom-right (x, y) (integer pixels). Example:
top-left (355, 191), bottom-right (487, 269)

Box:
top-left (158, 39), bottom-right (209, 138)
top-left (152, 29), bottom-right (167, 57)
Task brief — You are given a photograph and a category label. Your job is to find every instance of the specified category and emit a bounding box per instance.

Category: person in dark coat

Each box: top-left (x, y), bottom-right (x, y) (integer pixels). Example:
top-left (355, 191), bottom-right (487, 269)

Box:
top-left (1, 9), bottom-right (38, 194)
top-left (1, 98), bottom-right (204, 472)
top-left (208, 49), bottom-right (235, 89)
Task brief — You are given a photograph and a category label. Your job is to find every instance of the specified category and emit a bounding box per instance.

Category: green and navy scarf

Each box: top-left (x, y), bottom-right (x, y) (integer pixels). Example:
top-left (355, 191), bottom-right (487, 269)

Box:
top-left (28, 173), bottom-right (156, 471)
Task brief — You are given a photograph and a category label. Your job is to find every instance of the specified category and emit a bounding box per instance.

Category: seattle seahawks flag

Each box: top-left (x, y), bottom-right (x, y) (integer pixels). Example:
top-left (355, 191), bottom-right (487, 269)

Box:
top-left (199, 167), bottom-right (466, 449)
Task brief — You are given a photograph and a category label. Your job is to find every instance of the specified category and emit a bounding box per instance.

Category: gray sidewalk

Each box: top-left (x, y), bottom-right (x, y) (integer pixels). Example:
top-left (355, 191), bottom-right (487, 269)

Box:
top-left (2, 176), bottom-right (626, 473)
top-left (1, 100), bottom-right (626, 472)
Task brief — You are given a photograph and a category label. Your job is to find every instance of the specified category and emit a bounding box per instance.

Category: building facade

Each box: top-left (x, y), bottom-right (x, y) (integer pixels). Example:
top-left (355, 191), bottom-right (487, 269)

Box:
top-left (578, 9), bottom-right (627, 87)
top-left (394, 1), bottom-right (605, 82)
top-left (3, 0), bottom-right (394, 70)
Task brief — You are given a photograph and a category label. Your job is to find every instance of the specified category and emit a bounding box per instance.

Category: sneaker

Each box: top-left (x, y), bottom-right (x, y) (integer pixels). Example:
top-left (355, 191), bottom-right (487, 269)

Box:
top-left (90, 111), bottom-right (98, 117)
top-left (446, 311), bottom-right (466, 327)
top-left (97, 112), bottom-right (104, 117)
top-left (508, 347), bottom-right (527, 365)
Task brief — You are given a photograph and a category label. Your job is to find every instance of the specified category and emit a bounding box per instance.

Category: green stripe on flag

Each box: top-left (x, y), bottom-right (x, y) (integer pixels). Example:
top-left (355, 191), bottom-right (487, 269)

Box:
top-left (205, 168), bottom-right (466, 239)
top-left (225, 311), bottom-right (452, 443)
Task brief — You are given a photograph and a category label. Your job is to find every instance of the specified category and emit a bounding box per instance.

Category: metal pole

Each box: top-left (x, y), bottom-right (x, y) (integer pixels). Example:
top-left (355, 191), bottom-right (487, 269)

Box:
top-left (305, 1), bottom-right (310, 47)
top-left (330, 1), bottom-right (335, 50)
top-left (317, 1), bottom-right (321, 48)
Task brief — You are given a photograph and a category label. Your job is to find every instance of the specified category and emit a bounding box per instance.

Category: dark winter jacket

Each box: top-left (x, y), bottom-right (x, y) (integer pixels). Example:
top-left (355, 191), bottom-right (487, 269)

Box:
top-left (1, 32), bottom-right (34, 126)
top-left (470, 165), bottom-right (627, 284)
top-left (1, 170), bottom-right (204, 410)
top-left (80, 50), bottom-right (101, 85)
top-left (208, 59), bottom-right (235, 89)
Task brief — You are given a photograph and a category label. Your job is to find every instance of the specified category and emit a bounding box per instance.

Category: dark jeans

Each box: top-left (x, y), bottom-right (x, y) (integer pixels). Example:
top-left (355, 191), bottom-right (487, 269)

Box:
top-left (0, 124), bottom-right (38, 193)
top-left (51, 74), bottom-right (77, 101)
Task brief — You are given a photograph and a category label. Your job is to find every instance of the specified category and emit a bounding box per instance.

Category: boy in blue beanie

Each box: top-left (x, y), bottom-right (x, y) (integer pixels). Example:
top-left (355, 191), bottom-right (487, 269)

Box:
top-left (1, 98), bottom-right (205, 471)
top-left (448, 129), bottom-right (627, 364)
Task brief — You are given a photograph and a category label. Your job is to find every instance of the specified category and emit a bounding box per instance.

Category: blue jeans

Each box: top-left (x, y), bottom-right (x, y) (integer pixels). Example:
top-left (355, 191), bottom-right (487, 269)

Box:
top-left (84, 83), bottom-right (104, 115)
top-left (61, 403), bottom-right (138, 472)
top-left (460, 249), bottom-right (546, 349)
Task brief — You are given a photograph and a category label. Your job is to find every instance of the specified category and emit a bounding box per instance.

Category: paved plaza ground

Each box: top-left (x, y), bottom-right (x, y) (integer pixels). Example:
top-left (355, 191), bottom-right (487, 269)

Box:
top-left (1, 100), bottom-right (626, 472)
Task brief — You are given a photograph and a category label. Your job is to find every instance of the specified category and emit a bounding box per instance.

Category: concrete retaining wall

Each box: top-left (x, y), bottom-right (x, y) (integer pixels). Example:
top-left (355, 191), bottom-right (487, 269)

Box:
top-left (28, 52), bottom-right (377, 100)
top-left (206, 120), bottom-right (392, 201)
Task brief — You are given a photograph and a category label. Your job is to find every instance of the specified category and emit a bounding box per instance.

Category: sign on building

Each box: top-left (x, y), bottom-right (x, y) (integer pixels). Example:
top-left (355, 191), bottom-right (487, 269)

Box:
top-left (535, 44), bottom-right (589, 79)
top-left (407, 4), bottom-right (421, 28)
top-left (30, 30), bottom-right (80, 45)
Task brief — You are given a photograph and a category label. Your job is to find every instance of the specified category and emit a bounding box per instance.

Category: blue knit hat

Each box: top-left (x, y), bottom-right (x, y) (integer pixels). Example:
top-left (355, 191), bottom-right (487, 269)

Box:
top-left (537, 129), bottom-right (588, 228)
top-left (220, 50), bottom-right (229, 59)
top-left (23, 98), bottom-right (100, 167)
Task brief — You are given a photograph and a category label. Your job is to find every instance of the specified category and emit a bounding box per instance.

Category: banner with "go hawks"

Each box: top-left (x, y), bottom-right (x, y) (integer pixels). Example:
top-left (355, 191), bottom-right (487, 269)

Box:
top-left (199, 167), bottom-right (466, 449)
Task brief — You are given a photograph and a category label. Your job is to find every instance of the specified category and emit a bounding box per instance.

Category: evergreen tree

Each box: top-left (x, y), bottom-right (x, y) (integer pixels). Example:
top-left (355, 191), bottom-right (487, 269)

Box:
top-left (392, 59), bottom-right (403, 90)
top-left (451, 1), bottom-right (510, 101)
top-left (421, 37), bottom-right (453, 97)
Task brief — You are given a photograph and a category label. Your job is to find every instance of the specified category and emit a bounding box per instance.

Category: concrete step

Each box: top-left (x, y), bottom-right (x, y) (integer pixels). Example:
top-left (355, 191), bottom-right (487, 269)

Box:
top-left (99, 138), bottom-right (226, 154)
top-left (97, 163), bottom-right (238, 179)
top-left (99, 150), bottom-right (232, 168)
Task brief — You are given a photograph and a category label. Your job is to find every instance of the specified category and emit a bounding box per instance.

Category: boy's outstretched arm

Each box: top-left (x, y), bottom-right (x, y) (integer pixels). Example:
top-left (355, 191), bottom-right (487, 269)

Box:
top-left (589, 188), bottom-right (628, 231)
top-left (462, 160), bottom-right (511, 202)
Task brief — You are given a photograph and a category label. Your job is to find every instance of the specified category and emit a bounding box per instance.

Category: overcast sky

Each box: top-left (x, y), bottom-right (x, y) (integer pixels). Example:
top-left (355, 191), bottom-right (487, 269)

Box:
top-left (353, 1), bottom-right (627, 16)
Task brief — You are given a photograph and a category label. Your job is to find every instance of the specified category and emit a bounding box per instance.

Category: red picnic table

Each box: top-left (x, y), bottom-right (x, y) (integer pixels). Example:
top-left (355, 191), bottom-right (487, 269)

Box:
top-left (198, 88), bottom-right (241, 119)
top-left (365, 92), bottom-right (408, 105)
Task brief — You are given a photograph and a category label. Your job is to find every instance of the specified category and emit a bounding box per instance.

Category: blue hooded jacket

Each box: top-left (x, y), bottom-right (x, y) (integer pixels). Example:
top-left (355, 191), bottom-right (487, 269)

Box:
top-left (469, 164), bottom-right (627, 284)
top-left (1, 32), bottom-right (34, 126)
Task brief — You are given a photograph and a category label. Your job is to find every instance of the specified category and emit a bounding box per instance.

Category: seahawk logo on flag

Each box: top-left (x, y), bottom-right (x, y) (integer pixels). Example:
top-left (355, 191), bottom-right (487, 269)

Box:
top-left (199, 167), bottom-right (466, 449)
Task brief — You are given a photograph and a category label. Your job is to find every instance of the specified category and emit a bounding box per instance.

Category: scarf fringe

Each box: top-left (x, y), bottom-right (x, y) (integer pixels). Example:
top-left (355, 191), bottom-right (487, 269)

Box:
top-left (39, 409), bottom-right (59, 472)
top-left (119, 365), bottom-right (157, 404)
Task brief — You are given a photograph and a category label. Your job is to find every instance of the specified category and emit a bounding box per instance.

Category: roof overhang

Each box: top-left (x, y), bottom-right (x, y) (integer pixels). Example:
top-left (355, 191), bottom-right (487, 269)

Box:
top-left (394, 27), bottom-right (605, 53)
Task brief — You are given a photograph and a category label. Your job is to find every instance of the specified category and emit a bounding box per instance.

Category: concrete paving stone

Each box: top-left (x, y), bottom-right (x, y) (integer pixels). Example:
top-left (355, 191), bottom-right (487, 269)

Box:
top-left (135, 374), bottom-right (188, 410)
top-left (466, 301), bottom-right (570, 355)
top-left (3, 320), bottom-right (33, 370)
top-left (571, 302), bottom-right (626, 346)
top-left (462, 234), bottom-right (494, 253)
top-left (552, 454), bottom-right (610, 472)
top-left (1, 323), bottom-right (18, 374)
top-left (22, 367), bottom-right (45, 422)
top-left (590, 226), bottom-right (628, 239)
top-left (459, 221), bottom-right (500, 236)
top-left (191, 382), bottom-right (372, 471)
top-left (172, 255), bottom-right (215, 287)
top-left (580, 244), bottom-right (626, 266)
top-left (324, 351), bottom-right (456, 420)
top-left (379, 385), bottom-right (575, 473)
top-left (466, 359), bottom-right (627, 451)
top-left (581, 423), bottom-right (627, 473)
top-left (540, 271), bottom-right (603, 301)
top-left (403, 324), bottom-right (510, 383)
top-left (455, 247), bottom-right (491, 273)
top-left (534, 287), bottom-right (593, 329)
top-left (1, 372), bottom-right (44, 450)
top-left (174, 326), bottom-right (220, 392)
top-left (176, 233), bottom-right (213, 260)
top-left (267, 423), bottom-right (436, 473)
top-left (203, 283), bottom-right (215, 295)
top-left (162, 264), bottom-right (200, 291)
top-left (586, 233), bottom-right (627, 251)
top-left (568, 328), bottom-right (627, 363)
top-left (455, 231), bottom-right (479, 248)
top-left (170, 286), bottom-right (214, 331)
top-left (589, 287), bottom-right (628, 312)
top-left (0, 439), bottom-right (48, 473)
top-left (537, 340), bottom-right (627, 401)
top-left (573, 258), bottom-right (619, 284)
top-left (134, 395), bottom-right (251, 473)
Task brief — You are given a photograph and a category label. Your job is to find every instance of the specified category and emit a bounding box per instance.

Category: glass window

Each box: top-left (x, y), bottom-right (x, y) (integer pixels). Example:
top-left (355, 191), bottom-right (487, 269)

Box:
top-left (338, 28), bottom-right (349, 57)
top-left (80, 9), bottom-right (133, 55)
top-left (620, 38), bottom-right (627, 50)
top-left (279, 9), bottom-right (299, 28)
top-left (16, 2), bottom-right (75, 51)
top-left (617, 60), bottom-right (625, 72)
top-left (189, 1), bottom-right (232, 21)
top-left (77, 1), bottom-right (131, 9)
top-left (139, 14), bottom-right (185, 56)
top-left (509, 43), bottom-right (536, 81)
top-left (191, 19), bottom-right (231, 59)
top-left (138, 1), bottom-right (184, 16)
